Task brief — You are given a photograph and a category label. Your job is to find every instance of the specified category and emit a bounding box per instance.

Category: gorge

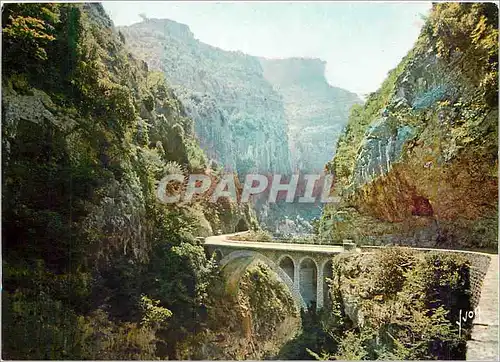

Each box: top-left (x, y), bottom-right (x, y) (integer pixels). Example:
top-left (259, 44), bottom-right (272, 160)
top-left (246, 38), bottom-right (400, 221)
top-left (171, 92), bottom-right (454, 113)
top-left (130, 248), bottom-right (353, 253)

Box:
top-left (1, 2), bottom-right (498, 361)
top-left (118, 18), bottom-right (361, 230)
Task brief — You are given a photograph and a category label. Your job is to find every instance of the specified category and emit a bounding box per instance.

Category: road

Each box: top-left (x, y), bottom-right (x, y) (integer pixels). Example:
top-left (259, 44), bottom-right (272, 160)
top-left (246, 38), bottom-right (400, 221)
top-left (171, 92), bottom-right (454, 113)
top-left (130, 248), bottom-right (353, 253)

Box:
top-left (466, 255), bottom-right (499, 361)
top-left (205, 232), bottom-right (345, 254)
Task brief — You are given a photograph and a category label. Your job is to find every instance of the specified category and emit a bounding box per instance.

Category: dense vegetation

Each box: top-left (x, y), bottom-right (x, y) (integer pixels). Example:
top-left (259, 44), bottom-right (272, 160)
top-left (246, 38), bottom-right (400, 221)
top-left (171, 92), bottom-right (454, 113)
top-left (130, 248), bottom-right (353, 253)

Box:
top-left (280, 248), bottom-right (471, 360)
top-left (0, 3), bottom-right (278, 360)
top-left (320, 3), bottom-right (498, 250)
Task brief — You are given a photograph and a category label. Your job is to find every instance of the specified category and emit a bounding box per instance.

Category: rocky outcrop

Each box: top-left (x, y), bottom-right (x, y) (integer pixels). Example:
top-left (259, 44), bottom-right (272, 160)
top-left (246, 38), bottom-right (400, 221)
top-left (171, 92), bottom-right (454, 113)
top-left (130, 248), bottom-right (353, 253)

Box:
top-left (178, 262), bottom-right (301, 360)
top-left (119, 19), bottom-right (292, 175)
top-left (119, 20), bottom-right (362, 176)
top-left (352, 119), bottom-right (414, 187)
top-left (119, 19), bottom-right (365, 230)
top-left (321, 3), bottom-right (498, 251)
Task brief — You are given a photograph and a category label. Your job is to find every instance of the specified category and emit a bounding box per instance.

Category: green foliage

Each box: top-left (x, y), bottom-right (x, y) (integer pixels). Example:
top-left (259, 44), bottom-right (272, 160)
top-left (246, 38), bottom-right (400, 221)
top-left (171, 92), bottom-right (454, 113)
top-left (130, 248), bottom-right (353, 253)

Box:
top-left (2, 4), bottom-right (59, 66)
top-left (328, 250), bottom-right (468, 360)
top-left (140, 295), bottom-right (172, 329)
top-left (2, 118), bottom-right (105, 272)
top-left (318, 208), bottom-right (357, 242)
top-left (367, 248), bottom-right (416, 298)
top-left (333, 331), bottom-right (370, 360)
top-left (185, 137), bottom-right (208, 171)
top-left (240, 264), bottom-right (298, 337)
top-left (3, 274), bottom-right (158, 360)
top-left (402, 252), bottom-right (471, 322)
top-left (424, 3), bottom-right (498, 106)
top-left (141, 225), bottom-right (220, 358)
top-left (176, 262), bottom-right (300, 360)
top-left (1, 3), bottom-right (241, 360)
top-left (3, 289), bottom-right (81, 360)
top-left (76, 309), bottom-right (158, 360)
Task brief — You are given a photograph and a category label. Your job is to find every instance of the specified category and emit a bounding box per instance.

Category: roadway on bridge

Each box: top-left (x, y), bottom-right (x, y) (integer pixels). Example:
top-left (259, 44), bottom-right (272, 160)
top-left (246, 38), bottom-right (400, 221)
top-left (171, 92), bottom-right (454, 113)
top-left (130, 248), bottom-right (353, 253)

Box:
top-left (205, 232), bottom-right (344, 254)
top-left (466, 256), bottom-right (499, 361)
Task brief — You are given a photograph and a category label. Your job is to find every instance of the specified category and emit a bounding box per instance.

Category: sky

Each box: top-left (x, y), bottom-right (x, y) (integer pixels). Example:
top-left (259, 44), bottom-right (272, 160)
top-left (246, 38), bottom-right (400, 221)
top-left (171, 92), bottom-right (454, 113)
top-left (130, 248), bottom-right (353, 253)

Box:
top-left (103, 1), bottom-right (432, 97)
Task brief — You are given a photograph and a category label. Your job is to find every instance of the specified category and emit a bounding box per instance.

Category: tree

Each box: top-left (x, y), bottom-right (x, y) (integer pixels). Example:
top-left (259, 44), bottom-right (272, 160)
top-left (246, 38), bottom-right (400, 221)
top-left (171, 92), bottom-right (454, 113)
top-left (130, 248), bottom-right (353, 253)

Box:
top-left (2, 3), bottom-right (60, 73)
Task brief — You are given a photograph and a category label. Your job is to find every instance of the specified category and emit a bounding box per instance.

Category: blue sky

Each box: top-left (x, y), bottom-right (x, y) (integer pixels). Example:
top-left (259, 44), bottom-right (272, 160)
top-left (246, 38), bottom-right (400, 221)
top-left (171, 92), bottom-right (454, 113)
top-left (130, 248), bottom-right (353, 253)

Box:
top-left (103, 1), bottom-right (432, 96)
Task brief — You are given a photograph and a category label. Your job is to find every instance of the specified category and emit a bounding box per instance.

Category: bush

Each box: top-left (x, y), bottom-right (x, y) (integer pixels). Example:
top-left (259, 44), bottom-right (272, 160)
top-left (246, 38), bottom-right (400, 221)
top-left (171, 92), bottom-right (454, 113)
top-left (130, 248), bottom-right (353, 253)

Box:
top-left (323, 249), bottom-right (470, 360)
top-left (239, 264), bottom-right (298, 337)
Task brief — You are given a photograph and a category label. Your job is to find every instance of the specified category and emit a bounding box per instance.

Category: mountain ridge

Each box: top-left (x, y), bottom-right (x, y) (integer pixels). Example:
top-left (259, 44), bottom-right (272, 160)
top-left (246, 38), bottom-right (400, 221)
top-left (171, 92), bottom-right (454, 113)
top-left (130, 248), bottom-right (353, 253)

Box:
top-left (119, 17), bottom-right (361, 176)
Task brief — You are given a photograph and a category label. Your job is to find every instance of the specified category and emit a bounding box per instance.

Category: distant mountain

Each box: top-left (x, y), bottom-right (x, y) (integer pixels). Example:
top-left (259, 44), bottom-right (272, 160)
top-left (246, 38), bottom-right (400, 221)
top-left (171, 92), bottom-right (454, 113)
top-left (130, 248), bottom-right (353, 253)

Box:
top-left (119, 19), bottom-right (292, 175)
top-left (119, 18), bottom-right (361, 175)
top-left (119, 19), bottom-right (363, 230)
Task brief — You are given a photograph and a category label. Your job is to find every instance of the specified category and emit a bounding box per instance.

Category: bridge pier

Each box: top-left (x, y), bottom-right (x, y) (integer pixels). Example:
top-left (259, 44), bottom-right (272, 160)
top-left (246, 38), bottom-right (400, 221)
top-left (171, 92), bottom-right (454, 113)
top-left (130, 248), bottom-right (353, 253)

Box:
top-left (316, 265), bottom-right (324, 310)
top-left (293, 263), bottom-right (300, 292)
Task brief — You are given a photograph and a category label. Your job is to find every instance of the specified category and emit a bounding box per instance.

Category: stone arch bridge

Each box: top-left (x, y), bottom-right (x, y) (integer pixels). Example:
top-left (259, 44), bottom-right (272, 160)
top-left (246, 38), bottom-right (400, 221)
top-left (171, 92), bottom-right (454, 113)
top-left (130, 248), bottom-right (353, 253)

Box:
top-left (203, 232), bottom-right (498, 360)
top-left (204, 232), bottom-right (355, 310)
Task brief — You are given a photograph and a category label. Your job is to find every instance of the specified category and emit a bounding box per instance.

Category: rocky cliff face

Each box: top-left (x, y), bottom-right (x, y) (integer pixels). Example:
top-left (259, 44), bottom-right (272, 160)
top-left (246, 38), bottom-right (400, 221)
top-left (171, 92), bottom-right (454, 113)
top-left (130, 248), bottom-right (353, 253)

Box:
top-left (181, 262), bottom-right (300, 360)
top-left (119, 19), bottom-right (363, 230)
top-left (2, 4), bottom-right (262, 359)
top-left (119, 19), bottom-right (292, 175)
top-left (119, 20), bottom-right (362, 176)
top-left (320, 3), bottom-right (498, 251)
top-left (259, 58), bottom-right (361, 172)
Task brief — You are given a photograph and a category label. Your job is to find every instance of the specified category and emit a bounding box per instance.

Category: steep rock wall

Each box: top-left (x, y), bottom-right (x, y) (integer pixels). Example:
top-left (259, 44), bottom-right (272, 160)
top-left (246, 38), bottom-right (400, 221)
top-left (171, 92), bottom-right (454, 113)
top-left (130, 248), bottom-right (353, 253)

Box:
top-left (120, 19), bottom-right (292, 174)
top-left (2, 4), bottom-right (261, 359)
top-left (320, 3), bottom-right (498, 250)
top-left (119, 19), bottom-right (365, 230)
top-left (259, 57), bottom-right (361, 172)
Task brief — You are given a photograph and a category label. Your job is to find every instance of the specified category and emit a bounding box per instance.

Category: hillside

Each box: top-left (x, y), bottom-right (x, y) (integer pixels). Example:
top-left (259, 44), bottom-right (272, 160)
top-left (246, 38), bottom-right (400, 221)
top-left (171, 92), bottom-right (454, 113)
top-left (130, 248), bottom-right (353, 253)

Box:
top-left (119, 19), bottom-right (361, 175)
top-left (118, 18), bottom-right (364, 230)
top-left (1, 4), bottom-right (299, 359)
top-left (319, 3), bottom-right (498, 251)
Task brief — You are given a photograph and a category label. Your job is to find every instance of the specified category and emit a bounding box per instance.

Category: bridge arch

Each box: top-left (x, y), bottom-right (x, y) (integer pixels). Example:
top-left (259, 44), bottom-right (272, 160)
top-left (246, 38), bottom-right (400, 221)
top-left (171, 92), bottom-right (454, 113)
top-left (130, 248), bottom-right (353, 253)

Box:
top-left (213, 249), bottom-right (224, 263)
top-left (298, 256), bottom-right (319, 308)
top-left (220, 250), bottom-right (307, 310)
top-left (277, 254), bottom-right (296, 282)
